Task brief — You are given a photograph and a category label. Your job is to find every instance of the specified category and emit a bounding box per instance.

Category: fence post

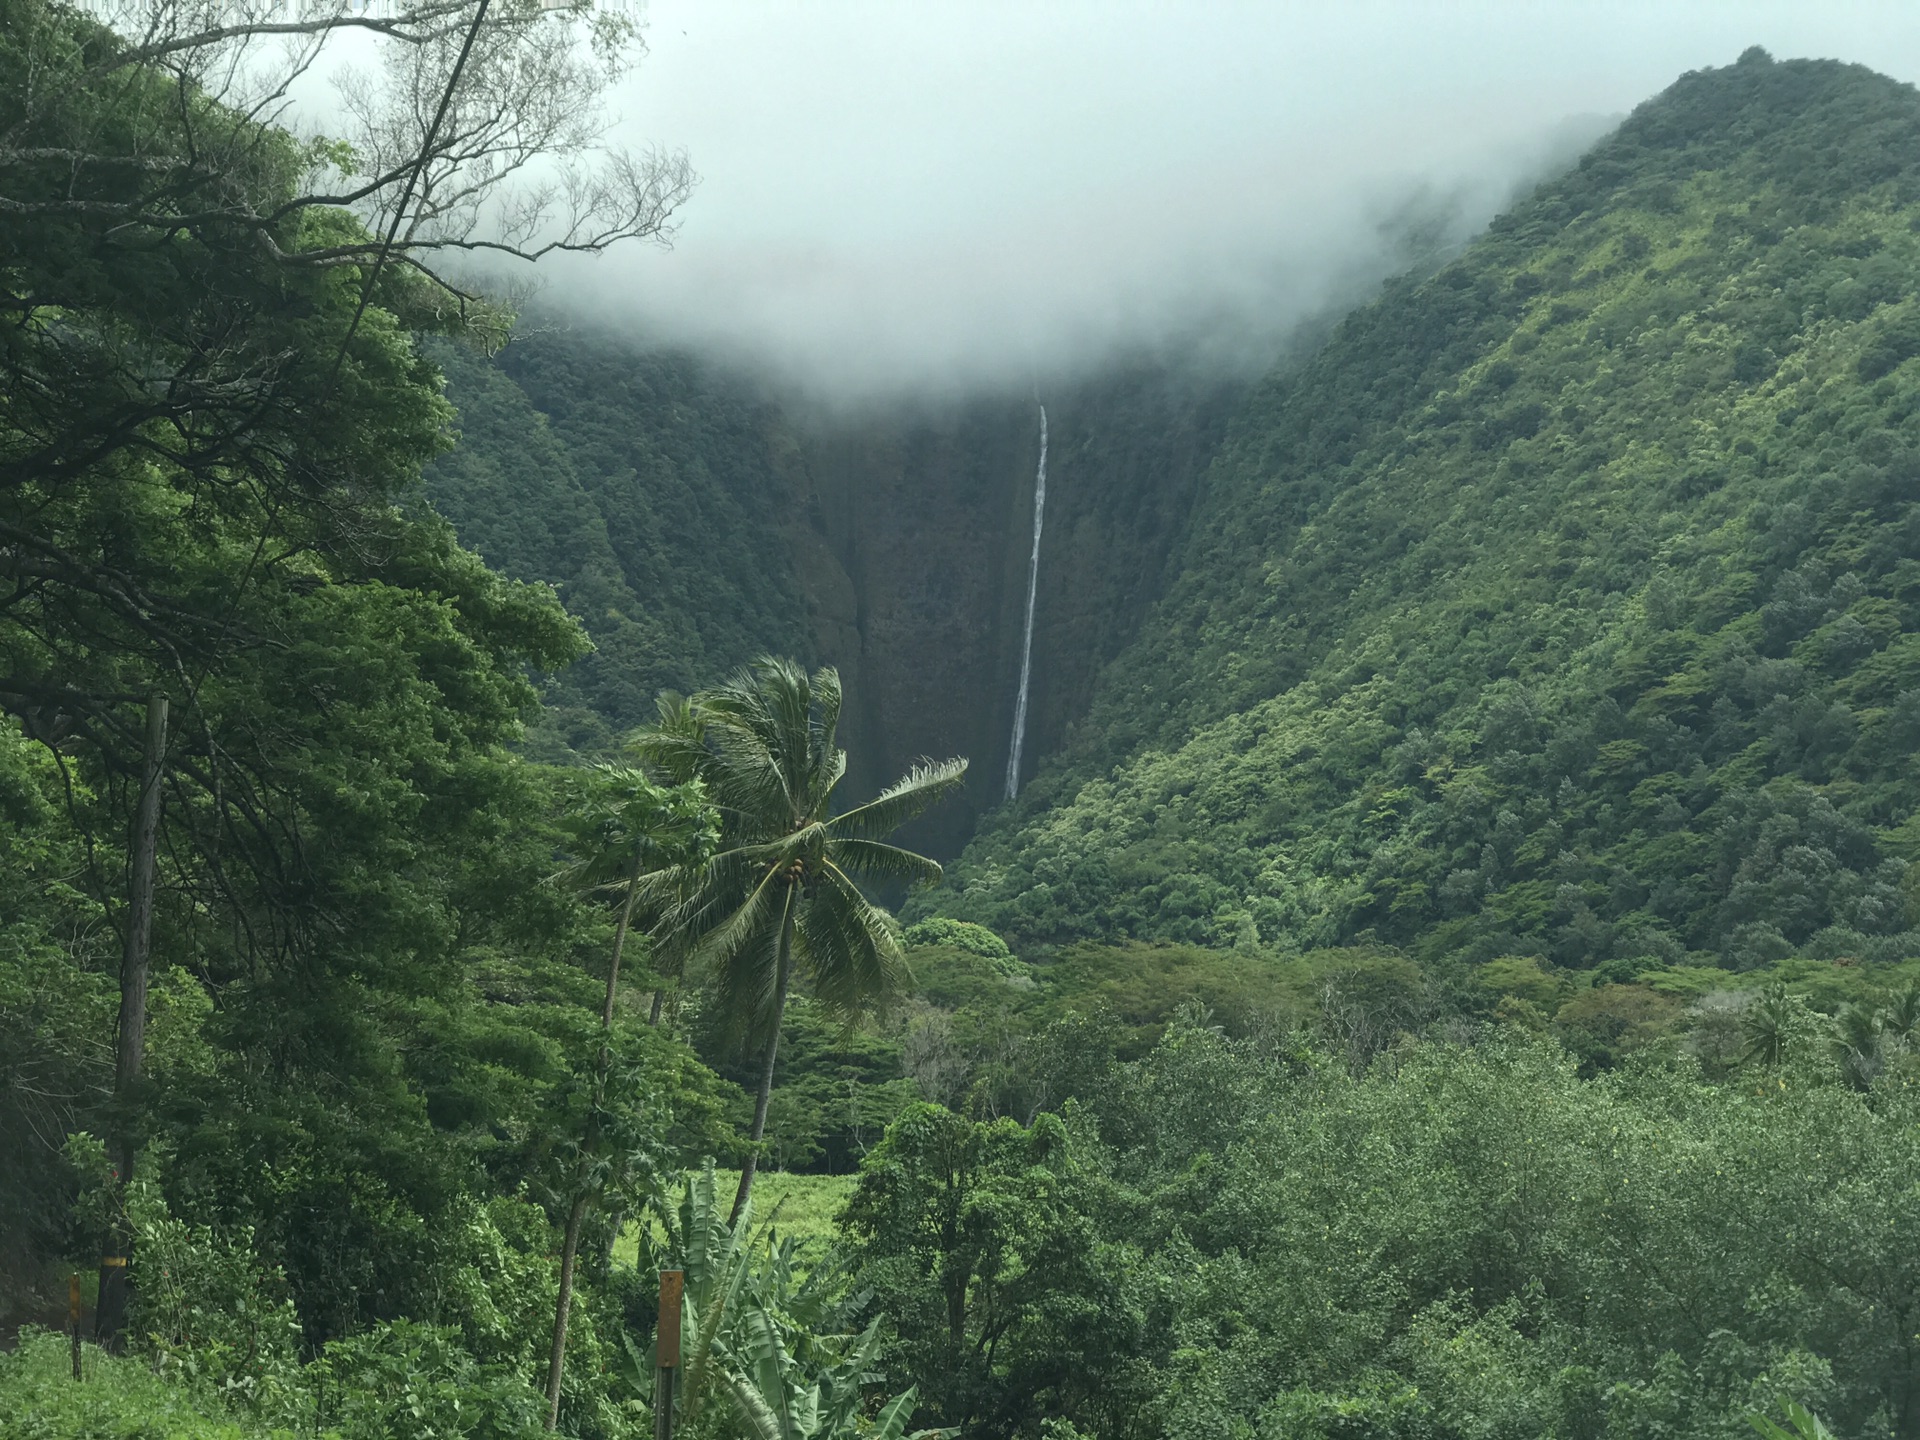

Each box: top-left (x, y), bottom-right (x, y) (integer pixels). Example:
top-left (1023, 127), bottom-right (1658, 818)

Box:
top-left (655, 1268), bottom-right (683, 1440)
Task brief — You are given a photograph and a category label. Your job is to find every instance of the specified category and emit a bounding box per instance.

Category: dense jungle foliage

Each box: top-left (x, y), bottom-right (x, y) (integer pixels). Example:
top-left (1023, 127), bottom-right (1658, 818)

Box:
top-left (5, 17), bottom-right (1919, 1440)
top-left (422, 339), bottom-right (815, 760)
top-left (931, 49), bottom-right (1920, 982)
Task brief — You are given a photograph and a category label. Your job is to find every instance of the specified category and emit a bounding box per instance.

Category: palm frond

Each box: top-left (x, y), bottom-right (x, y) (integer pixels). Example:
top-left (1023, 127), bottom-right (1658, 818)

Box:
top-left (700, 715), bottom-right (799, 834)
top-left (1831, 1002), bottom-right (1884, 1059)
top-left (807, 665), bottom-right (845, 806)
top-left (643, 662), bottom-right (795, 830)
top-left (813, 744), bottom-right (849, 815)
top-left (828, 837), bottom-right (944, 889)
top-left (795, 863), bottom-right (905, 1018)
top-left (632, 861), bottom-right (698, 918)
top-left (696, 867), bottom-right (785, 969)
top-left (704, 881), bottom-right (798, 1046)
top-left (1883, 983), bottom-right (1920, 1043)
top-left (829, 757), bottom-right (969, 842)
top-left (644, 853), bottom-right (751, 943)
top-left (762, 659), bottom-right (821, 812)
top-left (630, 693), bottom-right (709, 784)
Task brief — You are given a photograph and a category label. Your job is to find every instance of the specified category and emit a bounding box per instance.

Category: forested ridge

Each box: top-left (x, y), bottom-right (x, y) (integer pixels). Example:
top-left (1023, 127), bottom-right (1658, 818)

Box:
top-left (422, 337), bottom-right (815, 758)
top-left (6, 16), bottom-right (1920, 1440)
top-left (932, 49), bottom-right (1920, 977)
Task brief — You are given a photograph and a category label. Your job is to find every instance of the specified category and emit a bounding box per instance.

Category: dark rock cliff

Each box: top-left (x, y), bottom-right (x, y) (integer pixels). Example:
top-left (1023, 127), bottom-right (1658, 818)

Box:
top-left (429, 335), bottom-right (1242, 856)
top-left (783, 370), bottom-right (1242, 855)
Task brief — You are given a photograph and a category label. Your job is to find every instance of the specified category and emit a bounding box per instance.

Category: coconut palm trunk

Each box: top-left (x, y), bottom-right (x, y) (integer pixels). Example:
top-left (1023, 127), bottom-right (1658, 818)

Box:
top-left (546, 1028), bottom-right (617, 1427)
top-left (604, 849), bottom-right (644, 1027)
top-left (545, 1190), bottom-right (590, 1429)
top-left (731, 900), bottom-right (795, 1225)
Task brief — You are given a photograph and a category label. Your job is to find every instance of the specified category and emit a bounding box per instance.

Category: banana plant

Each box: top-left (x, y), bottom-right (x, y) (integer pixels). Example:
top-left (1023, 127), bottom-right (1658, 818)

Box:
top-left (1749, 1401), bottom-right (1835, 1439)
top-left (623, 1165), bottom-right (942, 1440)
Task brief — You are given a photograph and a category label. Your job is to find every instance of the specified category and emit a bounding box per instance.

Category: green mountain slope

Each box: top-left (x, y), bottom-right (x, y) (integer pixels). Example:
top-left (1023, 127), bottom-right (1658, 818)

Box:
top-left (424, 335), bottom-right (816, 754)
top-left (931, 50), bottom-right (1920, 971)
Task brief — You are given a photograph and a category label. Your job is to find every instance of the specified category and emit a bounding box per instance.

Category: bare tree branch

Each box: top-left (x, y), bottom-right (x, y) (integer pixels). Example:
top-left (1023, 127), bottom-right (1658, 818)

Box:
top-left (19, 0), bottom-right (698, 303)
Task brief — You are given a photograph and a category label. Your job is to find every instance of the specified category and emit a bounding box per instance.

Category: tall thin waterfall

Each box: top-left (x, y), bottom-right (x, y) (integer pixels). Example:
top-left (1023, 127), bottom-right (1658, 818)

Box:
top-left (1006, 405), bottom-right (1048, 799)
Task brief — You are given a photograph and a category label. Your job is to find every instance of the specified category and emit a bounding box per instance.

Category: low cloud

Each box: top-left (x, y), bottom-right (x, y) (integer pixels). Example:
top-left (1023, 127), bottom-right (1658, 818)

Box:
top-left (525, 1), bottom-right (1920, 403)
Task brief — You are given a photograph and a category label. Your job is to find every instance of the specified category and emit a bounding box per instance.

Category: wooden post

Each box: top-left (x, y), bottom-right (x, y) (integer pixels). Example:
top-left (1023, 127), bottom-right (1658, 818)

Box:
top-left (96, 692), bottom-right (167, 1348)
top-left (69, 1274), bottom-right (82, 1379)
top-left (655, 1269), bottom-right (683, 1440)
top-left (116, 692), bottom-right (169, 1116)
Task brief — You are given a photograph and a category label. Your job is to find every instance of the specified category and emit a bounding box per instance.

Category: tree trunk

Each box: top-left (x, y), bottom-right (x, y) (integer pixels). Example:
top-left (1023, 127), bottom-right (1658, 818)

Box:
top-left (97, 692), bottom-right (167, 1349)
top-left (729, 910), bottom-right (794, 1228)
top-left (546, 849), bottom-right (642, 1427)
top-left (605, 848), bottom-right (644, 1028)
top-left (545, 1189), bottom-right (590, 1431)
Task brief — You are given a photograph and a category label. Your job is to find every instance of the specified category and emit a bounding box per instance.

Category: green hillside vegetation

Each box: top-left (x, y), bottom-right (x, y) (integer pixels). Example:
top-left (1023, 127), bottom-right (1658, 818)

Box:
top-left (692, 929), bottom-right (1920, 1187)
top-left (834, 1025), bottom-right (1920, 1439)
top-left (424, 336), bottom-right (814, 756)
top-left (12, 17), bottom-right (1920, 1440)
top-left (931, 51), bottom-right (1920, 987)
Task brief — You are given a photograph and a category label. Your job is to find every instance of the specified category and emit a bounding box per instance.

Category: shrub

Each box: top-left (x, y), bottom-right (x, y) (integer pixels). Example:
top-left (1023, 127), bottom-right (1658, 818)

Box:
top-left (903, 919), bottom-right (1016, 966)
top-left (0, 1328), bottom-right (272, 1440)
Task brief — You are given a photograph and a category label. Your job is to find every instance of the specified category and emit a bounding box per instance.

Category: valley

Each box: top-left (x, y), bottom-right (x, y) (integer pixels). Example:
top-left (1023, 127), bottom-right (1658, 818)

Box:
top-left (6, 18), bottom-right (1920, 1440)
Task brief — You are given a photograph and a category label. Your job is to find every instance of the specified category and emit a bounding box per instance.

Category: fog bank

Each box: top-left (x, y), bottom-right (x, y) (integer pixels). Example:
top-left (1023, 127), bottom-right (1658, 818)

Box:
top-left (533, 1), bottom-right (1920, 403)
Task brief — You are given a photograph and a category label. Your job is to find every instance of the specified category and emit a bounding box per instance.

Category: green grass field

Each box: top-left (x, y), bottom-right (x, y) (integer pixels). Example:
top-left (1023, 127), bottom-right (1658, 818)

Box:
top-left (614, 1170), bottom-right (857, 1268)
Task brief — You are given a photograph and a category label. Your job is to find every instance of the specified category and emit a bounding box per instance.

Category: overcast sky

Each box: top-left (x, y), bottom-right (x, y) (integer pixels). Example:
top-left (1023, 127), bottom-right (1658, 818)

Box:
top-left (525, 1), bottom-right (1920, 402)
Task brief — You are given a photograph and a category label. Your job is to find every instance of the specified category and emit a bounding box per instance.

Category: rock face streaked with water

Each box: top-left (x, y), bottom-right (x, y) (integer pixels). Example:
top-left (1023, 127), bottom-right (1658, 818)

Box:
top-left (428, 341), bottom-right (1241, 855)
top-left (1006, 404), bottom-right (1048, 801)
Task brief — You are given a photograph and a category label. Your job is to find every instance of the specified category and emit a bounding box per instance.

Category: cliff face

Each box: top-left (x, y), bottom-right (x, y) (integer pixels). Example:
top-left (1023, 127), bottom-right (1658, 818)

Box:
top-left (430, 338), bottom-right (1241, 856)
top-left (780, 400), bottom-right (1037, 857)
top-left (778, 368), bottom-right (1239, 856)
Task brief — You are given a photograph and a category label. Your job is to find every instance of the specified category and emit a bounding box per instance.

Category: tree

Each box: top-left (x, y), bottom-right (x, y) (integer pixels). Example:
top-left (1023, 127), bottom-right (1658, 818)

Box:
top-left (840, 1104), bottom-right (1121, 1439)
top-left (1, 0), bottom-right (678, 1054)
top-left (635, 659), bottom-right (966, 1225)
top-left (544, 765), bottom-right (717, 1429)
top-left (1740, 984), bottom-right (1800, 1070)
top-left (1830, 1002), bottom-right (1888, 1091)
top-left (2, 0), bottom-right (691, 800)
top-left (558, 765), bottom-right (721, 1029)
top-left (0, 0), bottom-right (689, 895)
top-left (0, 0), bottom-right (687, 1347)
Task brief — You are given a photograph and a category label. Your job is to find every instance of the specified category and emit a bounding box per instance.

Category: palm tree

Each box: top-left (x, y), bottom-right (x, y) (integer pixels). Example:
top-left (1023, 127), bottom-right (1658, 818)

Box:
top-left (1740, 984), bottom-right (1797, 1070)
top-left (1830, 1001), bottom-right (1887, 1091)
top-left (635, 658), bottom-right (967, 1225)
top-left (559, 765), bottom-right (720, 1027)
top-left (1881, 983), bottom-right (1920, 1047)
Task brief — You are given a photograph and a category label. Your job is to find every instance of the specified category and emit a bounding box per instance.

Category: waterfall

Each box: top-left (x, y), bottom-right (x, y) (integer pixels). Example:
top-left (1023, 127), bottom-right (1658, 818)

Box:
top-left (1006, 405), bottom-right (1048, 799)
